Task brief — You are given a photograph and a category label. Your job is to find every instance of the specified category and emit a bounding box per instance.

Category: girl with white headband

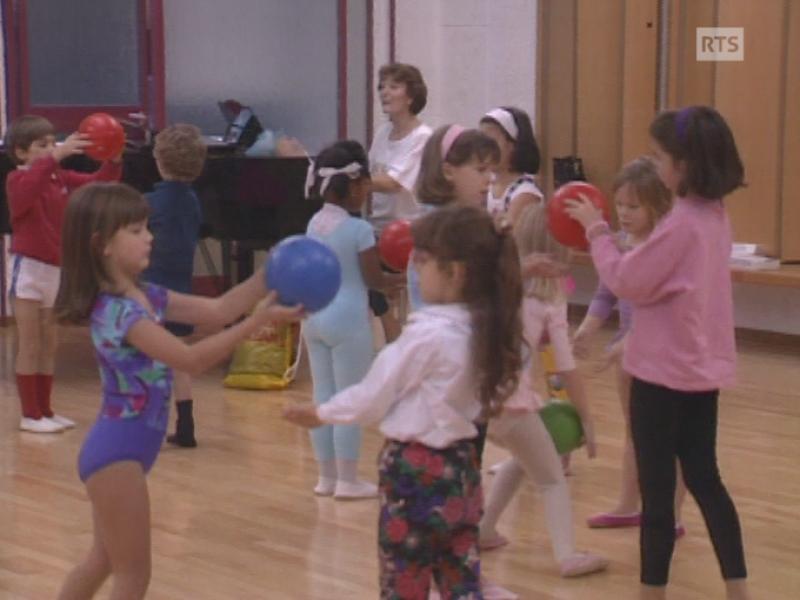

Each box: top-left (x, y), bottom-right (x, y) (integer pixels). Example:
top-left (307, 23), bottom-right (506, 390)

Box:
top-left (302, 140), bottom-right (403, 499)
top-left (479, 106), bottom-right (544, 222)
top-left (407, 124), bottom-right (500, 314)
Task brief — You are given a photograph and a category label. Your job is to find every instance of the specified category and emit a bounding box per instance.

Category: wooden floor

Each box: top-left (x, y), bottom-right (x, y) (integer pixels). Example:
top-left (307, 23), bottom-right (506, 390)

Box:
top-left (1, 323), bottom-right (798, 599)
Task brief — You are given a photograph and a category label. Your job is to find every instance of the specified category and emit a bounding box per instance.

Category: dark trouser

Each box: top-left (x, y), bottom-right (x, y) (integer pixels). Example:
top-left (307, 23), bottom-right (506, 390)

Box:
top-left (630, 378), bottom-right (747, 586)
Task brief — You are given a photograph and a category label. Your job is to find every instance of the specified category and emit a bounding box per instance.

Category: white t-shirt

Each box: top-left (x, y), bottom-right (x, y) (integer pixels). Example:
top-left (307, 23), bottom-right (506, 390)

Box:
top-left (486, 173), bottom-right (544, 217)
top-left (317, 304), bottom-right (482, 448)
top-left (368, 121), bottom-right (433, 233)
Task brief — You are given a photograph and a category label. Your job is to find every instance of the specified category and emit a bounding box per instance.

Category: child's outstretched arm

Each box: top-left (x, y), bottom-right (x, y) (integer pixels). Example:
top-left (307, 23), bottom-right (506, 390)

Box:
top-left (520, 253), bottom-right (569, 280)
top-left (573, 281), bottom-right (617, 358)
top-left (127, 291), bottom-right (302, 376)
top-left (57, 133), bottom-right (123, 189)
top-left (565, 197), bottom-right (692, 304)
top-left (559, 370), bottom-right (596, 458)
top-left (164, 270), bottom-right (272, 329)
top-left (358, 247), bottom-right (406, 293)
top-left (284, 324), bottom-right (437, 428)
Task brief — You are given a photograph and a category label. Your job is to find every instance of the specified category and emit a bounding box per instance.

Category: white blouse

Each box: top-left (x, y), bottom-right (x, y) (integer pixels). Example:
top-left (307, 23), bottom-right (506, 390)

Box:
top-left (316, 304), bottom-right (482, 448)
top-left (486, 173), bottom-right (544, 217)
top-left (368, 121), bottom-right (433, 233)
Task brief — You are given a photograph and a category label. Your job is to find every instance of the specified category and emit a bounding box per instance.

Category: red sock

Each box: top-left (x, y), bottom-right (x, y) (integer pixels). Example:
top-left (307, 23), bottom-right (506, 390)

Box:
top-left (36, 374), bottom-right (55, 418)
top-left (16, 373), bottom-right (41, 419)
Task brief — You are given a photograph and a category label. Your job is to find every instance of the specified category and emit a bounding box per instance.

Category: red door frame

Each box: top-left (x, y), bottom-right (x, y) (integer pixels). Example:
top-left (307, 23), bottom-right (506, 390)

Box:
top-left (338, 0), bottom-right (375, 144)
top-left (2, 0), bottom-right (165, 132)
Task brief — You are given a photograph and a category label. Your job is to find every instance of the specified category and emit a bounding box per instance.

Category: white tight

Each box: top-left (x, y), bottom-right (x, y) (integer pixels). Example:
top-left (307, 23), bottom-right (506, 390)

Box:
top-left (483, 411), bottom-right (576, 562)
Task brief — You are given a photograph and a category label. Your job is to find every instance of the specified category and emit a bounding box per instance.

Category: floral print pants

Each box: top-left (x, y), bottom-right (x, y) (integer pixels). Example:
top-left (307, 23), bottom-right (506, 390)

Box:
top-left (378, 439), bottom-right (483, 600)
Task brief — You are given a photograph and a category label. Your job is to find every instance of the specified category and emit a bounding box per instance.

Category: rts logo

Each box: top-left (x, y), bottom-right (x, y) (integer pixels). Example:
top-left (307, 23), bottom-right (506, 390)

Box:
top-left (696, 27), bottom-right (744, 61)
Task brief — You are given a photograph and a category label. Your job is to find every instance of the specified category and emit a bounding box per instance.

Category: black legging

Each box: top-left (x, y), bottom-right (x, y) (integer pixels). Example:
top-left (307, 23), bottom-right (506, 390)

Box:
top-left (630, 378), bottom-right (748, 586)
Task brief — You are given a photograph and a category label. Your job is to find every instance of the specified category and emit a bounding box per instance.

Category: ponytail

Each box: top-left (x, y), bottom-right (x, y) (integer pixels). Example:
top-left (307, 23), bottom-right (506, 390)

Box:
top-left (477, 227), bottom-right (524, 417)
top-left (412, 205), bottom-right (523, 418)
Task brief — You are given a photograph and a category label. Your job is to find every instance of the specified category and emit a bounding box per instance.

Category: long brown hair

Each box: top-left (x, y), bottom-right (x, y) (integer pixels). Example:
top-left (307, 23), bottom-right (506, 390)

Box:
top-left (416, 125), bottom-right (500, 205)
top-left (411, 204), bottom-right (523, 418)
top-left (55, 183), bottom-right (149, 324)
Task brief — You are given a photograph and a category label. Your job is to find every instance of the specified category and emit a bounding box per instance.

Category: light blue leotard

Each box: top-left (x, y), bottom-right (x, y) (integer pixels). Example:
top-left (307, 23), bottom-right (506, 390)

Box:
top-left (303, 204), bottom-right (375, 461)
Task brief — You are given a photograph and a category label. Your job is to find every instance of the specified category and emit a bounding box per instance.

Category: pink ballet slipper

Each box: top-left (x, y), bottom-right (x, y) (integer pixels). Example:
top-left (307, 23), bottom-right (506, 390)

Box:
top-left (586, 511), bottom-right (641, 528)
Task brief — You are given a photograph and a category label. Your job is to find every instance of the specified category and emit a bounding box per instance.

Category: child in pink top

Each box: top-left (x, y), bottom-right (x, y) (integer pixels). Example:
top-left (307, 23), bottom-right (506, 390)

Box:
top-left (574, 158), bottom-right (688, 536)
top-left (480, 204), bottom-right (607, 578)
top-left (566, 106), bottom-right (750, 600)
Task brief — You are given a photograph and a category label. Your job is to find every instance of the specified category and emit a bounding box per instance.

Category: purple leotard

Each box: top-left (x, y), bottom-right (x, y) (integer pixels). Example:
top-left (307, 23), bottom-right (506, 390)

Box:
top-left (77, 284), bottom-right (173, 481)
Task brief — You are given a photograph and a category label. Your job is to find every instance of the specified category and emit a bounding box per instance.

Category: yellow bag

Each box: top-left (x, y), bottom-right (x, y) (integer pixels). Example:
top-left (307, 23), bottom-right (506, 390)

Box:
top-left (223, 322), bottom-right (302, 390)
top-left (539, 343), bottom-right (570, 402)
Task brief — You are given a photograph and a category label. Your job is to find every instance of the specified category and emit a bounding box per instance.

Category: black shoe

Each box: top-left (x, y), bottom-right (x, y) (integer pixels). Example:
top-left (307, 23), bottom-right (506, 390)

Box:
top-left (167, 399), bottom-right (197, 447)
top-left (167, 432), bottom-right (198, 447)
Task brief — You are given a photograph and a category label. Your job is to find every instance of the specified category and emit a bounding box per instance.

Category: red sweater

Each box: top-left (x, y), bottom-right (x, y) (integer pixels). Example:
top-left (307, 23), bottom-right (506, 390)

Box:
top-left (7, 155), bottom-right (122, 265)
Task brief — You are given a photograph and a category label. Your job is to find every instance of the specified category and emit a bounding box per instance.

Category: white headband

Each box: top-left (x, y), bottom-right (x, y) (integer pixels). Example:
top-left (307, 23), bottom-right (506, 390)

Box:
top-left (305, 159), bottom-right (363, 197)
top-left (484, 108), bottom-right (518, 140)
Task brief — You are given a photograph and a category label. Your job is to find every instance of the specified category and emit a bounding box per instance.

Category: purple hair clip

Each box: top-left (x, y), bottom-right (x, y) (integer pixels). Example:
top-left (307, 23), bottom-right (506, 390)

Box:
top-left (675, 106), bottom-right (694, 144)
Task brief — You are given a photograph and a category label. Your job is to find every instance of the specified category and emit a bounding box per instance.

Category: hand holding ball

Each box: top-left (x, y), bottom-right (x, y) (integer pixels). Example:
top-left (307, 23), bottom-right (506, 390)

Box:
top-left (78, 113), bottom-right (126, 161)
top-left (265, 236), bottom-right (341, 313)
top-left (548, 182), bottom-right (609, 249)
top-left (539, 401), bottom-right (585, 454)
top-left (378, 220), bottom-right (413, 271)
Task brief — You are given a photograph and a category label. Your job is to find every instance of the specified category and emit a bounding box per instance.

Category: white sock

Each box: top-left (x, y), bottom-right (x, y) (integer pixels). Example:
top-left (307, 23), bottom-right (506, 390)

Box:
top-left (336, 459), bottom-right (360, 484)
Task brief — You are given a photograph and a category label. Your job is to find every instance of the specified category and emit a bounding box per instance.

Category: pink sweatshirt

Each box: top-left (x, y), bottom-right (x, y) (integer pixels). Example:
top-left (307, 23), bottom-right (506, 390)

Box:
top-left (587, 195), bottom-right (736, 391)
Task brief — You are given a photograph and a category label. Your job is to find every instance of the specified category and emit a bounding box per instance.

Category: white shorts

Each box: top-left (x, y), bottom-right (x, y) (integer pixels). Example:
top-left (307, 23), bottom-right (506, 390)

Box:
top-left (9, 255), bottom-right (60, 309)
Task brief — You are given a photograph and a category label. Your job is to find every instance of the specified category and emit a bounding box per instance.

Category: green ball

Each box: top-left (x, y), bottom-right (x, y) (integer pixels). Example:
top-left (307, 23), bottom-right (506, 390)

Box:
top-left (539, 401), bottom-right (584, 454)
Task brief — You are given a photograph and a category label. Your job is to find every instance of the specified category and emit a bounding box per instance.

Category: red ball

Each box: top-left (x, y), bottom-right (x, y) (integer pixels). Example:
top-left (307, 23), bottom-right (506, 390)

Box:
top-left (548, 182), bottom-right (609, 250)
top-left (78, 113), bottom-right (125, 161)
top-left (378, 220), bottom-right (413, 270)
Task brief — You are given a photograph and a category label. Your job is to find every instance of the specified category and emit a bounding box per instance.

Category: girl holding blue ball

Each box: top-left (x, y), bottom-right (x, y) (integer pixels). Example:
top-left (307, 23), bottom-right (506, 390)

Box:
top-left (301, 140), bottom-right (403, 499)
top-left (55, 183), bottom-right (302, 599)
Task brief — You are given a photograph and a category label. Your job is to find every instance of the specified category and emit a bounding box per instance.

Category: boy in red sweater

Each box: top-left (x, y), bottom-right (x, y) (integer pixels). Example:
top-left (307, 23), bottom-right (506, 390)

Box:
top-left (4, 115), bottom-right (122, 433)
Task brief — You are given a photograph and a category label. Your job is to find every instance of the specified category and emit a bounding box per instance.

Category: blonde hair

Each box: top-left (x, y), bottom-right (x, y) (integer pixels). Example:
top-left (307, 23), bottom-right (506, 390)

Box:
top-left (153, 124), bottom-right (207, 181)
top-left (513, 204), bottom-right (569, 302)
top-left (612, 157), bottom-right (672, 228)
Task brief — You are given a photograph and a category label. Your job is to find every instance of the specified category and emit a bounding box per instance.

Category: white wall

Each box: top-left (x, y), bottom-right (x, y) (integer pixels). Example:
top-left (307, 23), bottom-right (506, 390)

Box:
top-left (163, 0), bottom-right (339, 153)
top-left (373, 0), bottom-right (538, 133)
top-left (346, 0), bottom-right (370, 144)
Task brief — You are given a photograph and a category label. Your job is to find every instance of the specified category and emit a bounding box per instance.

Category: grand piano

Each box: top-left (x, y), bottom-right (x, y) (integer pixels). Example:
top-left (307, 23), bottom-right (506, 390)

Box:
top-left (0, 144), bottom-right (321, 293)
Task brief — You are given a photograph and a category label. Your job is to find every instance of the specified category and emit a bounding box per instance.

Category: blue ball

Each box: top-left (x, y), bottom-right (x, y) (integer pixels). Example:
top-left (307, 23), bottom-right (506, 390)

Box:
top-left (265, 235), bottom-right (341, 312)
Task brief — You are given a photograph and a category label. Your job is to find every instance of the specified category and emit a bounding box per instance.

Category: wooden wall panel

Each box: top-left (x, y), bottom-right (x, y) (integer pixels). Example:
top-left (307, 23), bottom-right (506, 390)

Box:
top-left (671, 0), bottom-right (715, 107)
top-left (536, 0), bottom-right (577, 195)
top-left (715, 0), bottom-right (784, 255)
top-left (575, 0), bottom-right (624, 198)
top-left (781, 1), bottom-right (800, 261)
top-left (621, 0), bottom-right (659, 162)
top-left (538, 0), bottom-right (796, 261)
